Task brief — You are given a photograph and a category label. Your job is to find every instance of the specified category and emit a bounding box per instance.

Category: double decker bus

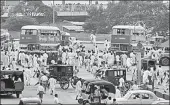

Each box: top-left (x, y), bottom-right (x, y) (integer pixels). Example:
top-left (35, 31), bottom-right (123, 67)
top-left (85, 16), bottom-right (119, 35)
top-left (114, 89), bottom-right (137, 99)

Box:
top-left (20, 25), bottom-right (70, 52)
top-left (110, 25), bottom-right (146, 56)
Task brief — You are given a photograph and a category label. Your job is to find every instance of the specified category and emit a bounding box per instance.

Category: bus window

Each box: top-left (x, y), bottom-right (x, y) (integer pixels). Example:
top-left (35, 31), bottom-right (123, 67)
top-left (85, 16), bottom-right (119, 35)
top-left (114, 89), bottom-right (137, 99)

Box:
top-left (25, 30), bottom-right (37, 35)
top-left (117, 29), bottom-right (125, 35)
top-left (21, 30), bottom-right (26, 35)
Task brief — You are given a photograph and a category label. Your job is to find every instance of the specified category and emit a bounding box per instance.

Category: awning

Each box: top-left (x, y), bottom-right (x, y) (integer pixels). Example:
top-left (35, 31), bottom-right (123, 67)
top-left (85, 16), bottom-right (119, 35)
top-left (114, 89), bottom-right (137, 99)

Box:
top-left (40, 43), bottom-right (60, 46)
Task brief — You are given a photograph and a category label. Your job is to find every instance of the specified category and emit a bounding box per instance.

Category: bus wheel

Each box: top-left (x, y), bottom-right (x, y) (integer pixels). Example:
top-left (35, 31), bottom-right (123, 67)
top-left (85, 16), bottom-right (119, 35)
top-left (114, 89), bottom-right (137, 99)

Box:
top-left (16, 93), bottom-right (20, 98)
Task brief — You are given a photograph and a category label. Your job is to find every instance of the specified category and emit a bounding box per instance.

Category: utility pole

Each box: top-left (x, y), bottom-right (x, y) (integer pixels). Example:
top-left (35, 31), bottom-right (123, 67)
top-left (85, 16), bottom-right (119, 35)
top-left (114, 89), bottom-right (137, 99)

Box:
top-left (136, 52), bottom-right (142, 86)
top-left (52, 0), bottom-right (55, 24)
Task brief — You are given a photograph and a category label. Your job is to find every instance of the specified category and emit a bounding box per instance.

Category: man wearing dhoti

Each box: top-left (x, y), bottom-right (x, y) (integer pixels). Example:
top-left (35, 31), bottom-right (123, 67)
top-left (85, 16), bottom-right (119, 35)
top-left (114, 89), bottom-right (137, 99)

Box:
top-left (48, 76), bottom-right (56, 95)
top-left (4, 52), bottom-right (10, 68)
top-left (122, 53), bottom-right (127, 68)
top-left (107, 52), bottom-right (113, 68)
top-left (43, 52), bottom-right (48, 66)
top-left (90, 53), bottom-right (95, 73)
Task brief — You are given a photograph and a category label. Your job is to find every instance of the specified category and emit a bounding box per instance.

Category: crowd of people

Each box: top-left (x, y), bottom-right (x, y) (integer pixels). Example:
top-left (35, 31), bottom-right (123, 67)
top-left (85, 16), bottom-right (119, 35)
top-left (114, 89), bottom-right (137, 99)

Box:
top-left (1, 35), bottom-right (169, 104)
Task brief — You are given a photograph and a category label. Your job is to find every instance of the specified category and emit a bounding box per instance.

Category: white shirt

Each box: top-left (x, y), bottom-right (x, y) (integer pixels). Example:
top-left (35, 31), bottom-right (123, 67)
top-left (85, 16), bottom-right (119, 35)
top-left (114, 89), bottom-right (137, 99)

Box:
top-left (41, 75), bottom-right (48, 82)
top-left (158, 67), bottom-right (164, 76)
top-left (115, 89), bottom-right (121, 98)
top-left (119, 77), bottom-right (125, 87)
top-left (48, 78), bottom-right (56, 87)
top-left (143, 70), bottom-right (151, 79)
top-left (54, 97), bottom-right (59, 104)
top-left (116, 55), bottom-right (120, 61)
top-left (131, 84), bottom-right (139, 90)
top-left (43, 53), bottom-right (48, 59)
top-left (37, 85), bottom-right (44, 92)
top-left (76, 80), bottom-right (82, 91)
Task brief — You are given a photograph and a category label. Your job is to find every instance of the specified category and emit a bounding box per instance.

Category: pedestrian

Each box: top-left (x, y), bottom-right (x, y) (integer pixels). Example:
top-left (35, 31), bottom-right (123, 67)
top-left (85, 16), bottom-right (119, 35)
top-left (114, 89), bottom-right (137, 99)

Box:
top-left (106, 96), bottom-right (112, 105)
top-left (115, 86), bottom-right (121, 98)
top-left (11, 58), bottom-right (16, 70)
top-left (43, 51), bottom-right (48, 66)
top-left (40, 73), bottom-right (48, 93)
top-left (116, 54), bottom-right (120, 68)
top-left (131, 64), bottom-right (137, 81)
top-left (62, 50), bottom-right (67, 65)
top-left (75, 78), bottom-right (82, 100)
top-left (151, 67), bottom-right (157, 90)
top-left (37, 83), bottom-right (45, 103)
top-left (143, 68), bottom-right (151, 86)
top-left (48, 76), bottom-right (56, 95)
top-left (54, 94), bottom-right (60, 105)
top-left (112, 99), bottom-right (118, 105)
top-left (131, 81), bottom-right (139, 90)
top-left (157, 65), bottom-right (164, 85)
top-left (122, 53), bottom-right (127, 68)
top-left (119, 76), bottom-right (125, 96)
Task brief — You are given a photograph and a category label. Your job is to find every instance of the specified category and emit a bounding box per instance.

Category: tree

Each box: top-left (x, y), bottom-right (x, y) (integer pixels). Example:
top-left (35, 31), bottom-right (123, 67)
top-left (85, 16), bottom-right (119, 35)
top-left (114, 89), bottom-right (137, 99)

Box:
top-left (9, 0), bottom-right (54, 22)
top-left (83, 5), bottom-right (108, 34)
top-left (2, 16), bottom-right (38, 31)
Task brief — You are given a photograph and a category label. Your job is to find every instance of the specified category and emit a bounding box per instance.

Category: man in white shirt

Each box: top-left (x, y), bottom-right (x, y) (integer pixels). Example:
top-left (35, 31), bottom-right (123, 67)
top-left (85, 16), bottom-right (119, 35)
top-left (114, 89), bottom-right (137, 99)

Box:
top-left (37, 83), bottom-right (45, 103)
top-left (119, 76), bottom-right (125, 89)
top-left (62, 50), bottom-right (67, 64)
top-left (43, 52), bottom-right (48, 66)
top-left (75, 78), bottom-right (82, 100)
top-left (157, 65), bottom-right (164, 85)
top-left (116, 54), bottom-right (120, 68)
top-left (40, 74), bottom-right (48, 93)
top-left (54, 94), bottom-right (60, 104)
top-left (48, 76), bottom-right (56, 95)
top-left (143, 69), bottom-right (151, 85)
top-left (115, 86), bottom-right (121, 98)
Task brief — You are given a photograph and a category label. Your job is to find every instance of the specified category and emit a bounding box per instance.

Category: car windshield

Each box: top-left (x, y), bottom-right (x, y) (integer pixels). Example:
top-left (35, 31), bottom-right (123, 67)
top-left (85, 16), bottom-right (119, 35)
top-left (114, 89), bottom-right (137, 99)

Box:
top-left (123, 91), bottom-right (132, 99)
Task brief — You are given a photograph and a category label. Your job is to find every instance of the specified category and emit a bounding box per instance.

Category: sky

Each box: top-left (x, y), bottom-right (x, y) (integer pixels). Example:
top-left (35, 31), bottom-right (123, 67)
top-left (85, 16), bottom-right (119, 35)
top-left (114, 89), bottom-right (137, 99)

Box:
top-left (42, 0), bottom-right (113, 5)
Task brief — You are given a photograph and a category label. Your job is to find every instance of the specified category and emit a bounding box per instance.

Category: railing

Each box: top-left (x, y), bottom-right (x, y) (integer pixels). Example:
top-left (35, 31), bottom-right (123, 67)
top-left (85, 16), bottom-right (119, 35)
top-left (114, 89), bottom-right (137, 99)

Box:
top-left (54, 4), bottom-right (107, 12)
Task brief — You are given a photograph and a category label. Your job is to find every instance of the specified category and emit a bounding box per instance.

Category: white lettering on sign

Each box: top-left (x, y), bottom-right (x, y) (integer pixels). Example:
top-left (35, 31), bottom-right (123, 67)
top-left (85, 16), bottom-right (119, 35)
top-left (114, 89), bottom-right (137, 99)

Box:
top-left (48, 36), bottom-right (55, 42)
top-left (119, 37), bottom-right (126, 40)
top-left (26, 37), bottom-right (32, 39)
top-left (39, 36), bottom-right (47, 42)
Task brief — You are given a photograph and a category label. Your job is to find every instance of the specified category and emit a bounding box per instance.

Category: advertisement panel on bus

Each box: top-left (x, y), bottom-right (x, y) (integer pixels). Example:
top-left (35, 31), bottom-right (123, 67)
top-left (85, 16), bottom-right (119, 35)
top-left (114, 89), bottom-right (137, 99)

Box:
top-left (20, 35), bottom-right (37, 44)
top-left (111, 35), bottom-right (131, 44)
top-left (38, 35), bottom-right (60, 43)
top-left (20, 35), bottom-right (60, 44)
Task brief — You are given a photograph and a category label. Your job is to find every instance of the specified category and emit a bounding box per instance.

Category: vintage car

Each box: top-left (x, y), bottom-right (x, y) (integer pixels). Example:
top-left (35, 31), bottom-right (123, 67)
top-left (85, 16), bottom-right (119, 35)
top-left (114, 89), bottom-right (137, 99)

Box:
top-left (78, 79), bottom-right (103, 104)
top-left (79, 80), bottom-right (116, 105)
top-left (19, 97), bottom-right (41, 105)
top-left (116, 90), bottom-right (165, 105)
top-left (102, 68), bottom-right (133, 95)
top-left (48, 64), bottom-right (75, 90)
top-left (0, 70), bottom-right (24, 98)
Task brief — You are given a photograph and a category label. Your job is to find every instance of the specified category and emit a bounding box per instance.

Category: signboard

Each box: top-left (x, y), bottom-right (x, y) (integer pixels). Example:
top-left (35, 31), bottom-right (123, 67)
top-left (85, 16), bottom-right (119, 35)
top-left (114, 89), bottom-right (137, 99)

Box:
top-left (111, 35), bottom-right (131, 44)
top-left (20, 35), bottom-right (37, 44)
top-left (38, 35), bottom-right (60, 43)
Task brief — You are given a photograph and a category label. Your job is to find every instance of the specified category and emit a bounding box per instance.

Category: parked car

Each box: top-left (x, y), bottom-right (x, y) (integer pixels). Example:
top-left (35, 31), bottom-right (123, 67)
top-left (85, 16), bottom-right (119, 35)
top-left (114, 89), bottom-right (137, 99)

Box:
top-left (116, 90), bottom-right (165, 105)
